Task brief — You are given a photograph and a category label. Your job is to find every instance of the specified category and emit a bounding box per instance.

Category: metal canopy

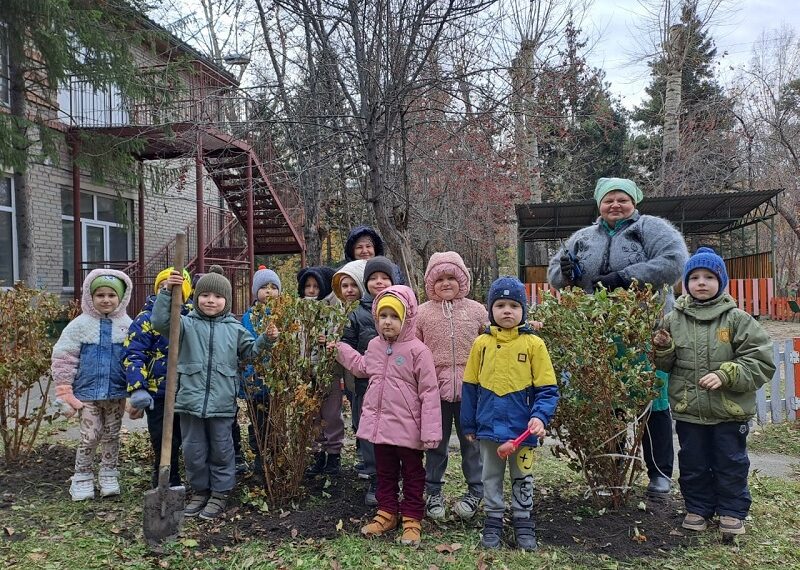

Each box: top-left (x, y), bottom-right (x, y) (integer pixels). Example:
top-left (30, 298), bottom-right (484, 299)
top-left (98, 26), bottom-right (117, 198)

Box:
top-left (516, 189), bottom-right (782, 242)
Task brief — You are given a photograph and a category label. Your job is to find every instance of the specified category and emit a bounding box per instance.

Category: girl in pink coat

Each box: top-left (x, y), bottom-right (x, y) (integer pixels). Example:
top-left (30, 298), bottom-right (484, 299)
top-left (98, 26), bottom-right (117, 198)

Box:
top-left (416, 251), bottom-right (488, 521)
top-left (336, 285), bottom-right (442, 546)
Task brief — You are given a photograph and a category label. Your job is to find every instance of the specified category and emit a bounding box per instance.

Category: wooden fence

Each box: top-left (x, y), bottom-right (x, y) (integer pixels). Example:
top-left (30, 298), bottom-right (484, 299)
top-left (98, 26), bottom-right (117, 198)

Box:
top-left (756, 339), bottom-right (800, 425)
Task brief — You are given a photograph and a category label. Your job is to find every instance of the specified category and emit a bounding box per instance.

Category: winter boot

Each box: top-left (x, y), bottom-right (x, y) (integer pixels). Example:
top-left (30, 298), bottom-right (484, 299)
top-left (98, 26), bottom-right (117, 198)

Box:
top-left (361, 510), bottom-right (399, 537)
top-left (646, 476), bottom-right (671, 498)
top-left (425, 493), bottom-right (446, 521)
top-left (400, 516), bottom-right (422, 546)
top-left (719, 516), bottom-right (745, 537)
top-left (184, 490), bottom-right (210, 517)
top-left (512, 517), bottom-right (538, 551)
top-left (98, 467), bottom-right (120, 497)
top-left (305, 452), bottom-right (327, 477)
top-left (682, 513), bottom-right (708, 532)
top-left (69, 472), bottom-right (95, 501)
top-left (199, 491), bottom-right (229, 521)
top-left (322, 453), bottom-right (341, 476)
top-left (481, 516), bottom-right (503, 549)
top-left (364, 477), bottom-right (378, 506)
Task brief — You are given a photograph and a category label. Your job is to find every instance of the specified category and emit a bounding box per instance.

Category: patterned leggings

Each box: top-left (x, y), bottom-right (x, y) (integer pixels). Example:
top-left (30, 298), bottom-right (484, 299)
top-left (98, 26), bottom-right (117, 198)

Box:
top-left (74, 400), bottom-right (126, 474)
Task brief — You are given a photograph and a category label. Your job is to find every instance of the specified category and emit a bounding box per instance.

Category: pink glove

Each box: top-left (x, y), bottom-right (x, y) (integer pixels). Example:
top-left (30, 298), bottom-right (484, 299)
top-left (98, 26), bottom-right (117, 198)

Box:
top-left (55, 384), bottom-right (84, 418)
top-left (423, 440), bottom-right (440, 450)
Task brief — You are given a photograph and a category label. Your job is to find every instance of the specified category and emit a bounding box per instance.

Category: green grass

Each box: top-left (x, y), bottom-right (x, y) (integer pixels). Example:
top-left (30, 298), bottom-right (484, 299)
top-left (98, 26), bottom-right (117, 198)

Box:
top-left (3, 433), bottom-right (800, 569)
top-left (749, 422), bottom-right (800, 456)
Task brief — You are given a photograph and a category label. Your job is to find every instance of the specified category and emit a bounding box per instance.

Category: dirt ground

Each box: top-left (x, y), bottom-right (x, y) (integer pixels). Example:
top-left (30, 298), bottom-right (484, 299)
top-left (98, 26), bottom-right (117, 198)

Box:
top-left (759, 318), bottom-right (800, 342)
top-left (1, 444), bottom-right (698, 561)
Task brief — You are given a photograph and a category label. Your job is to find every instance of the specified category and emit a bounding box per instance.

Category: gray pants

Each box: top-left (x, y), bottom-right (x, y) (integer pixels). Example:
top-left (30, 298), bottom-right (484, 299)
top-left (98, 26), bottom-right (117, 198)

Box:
top-left (180, 413), bottom-right (235, 493)
top-left (480, 440), bottom-right (535, 519)
top-left (425, 400), bottom-right (483, 497)
top-left (313, 377), bottom-right (345, 454)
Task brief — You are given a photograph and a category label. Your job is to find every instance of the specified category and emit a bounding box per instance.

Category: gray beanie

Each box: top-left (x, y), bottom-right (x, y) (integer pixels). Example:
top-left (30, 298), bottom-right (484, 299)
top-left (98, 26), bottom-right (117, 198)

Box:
top-left (194, 265), bottom-right (232, 315)
top-left (363, 256), bottom-right (396, 288)
top-left (252, 265), bottom-right (282, 299)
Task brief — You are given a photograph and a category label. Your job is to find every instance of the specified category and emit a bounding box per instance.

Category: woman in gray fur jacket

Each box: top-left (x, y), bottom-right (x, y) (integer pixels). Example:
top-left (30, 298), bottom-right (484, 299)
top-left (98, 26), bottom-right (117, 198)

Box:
top-left (547, 177), bottom-right (689, 498)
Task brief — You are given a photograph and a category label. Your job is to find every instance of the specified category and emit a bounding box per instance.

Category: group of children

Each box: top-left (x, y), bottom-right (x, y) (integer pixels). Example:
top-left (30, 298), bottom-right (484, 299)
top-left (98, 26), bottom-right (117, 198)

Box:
top-left (51, 230), bottom-right (773, 547)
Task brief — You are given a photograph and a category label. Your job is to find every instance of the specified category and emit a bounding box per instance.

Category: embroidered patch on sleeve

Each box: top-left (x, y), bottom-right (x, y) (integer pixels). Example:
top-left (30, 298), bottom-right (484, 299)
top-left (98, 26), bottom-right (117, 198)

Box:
top-left (716, 328), bottom-right (731, 343)
top-left (518, 353), bottom-right (527, 362)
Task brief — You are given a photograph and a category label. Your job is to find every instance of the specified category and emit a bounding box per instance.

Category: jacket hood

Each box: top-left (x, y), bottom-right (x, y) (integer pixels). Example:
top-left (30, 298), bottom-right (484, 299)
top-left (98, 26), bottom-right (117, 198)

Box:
top-left (674, 292), bottom-right (737, 321)
top-left (333, 260), bottom-right (367, 301)
top-left (424, 251), bottom-right (471, 301)
top-left (297, 266), bottom-right (336, 300)
top-left (81, 268), bottom-right (133, 318)
top-left (372, 285), bottom-right (418, 342)
top-left (344, 225), bottom-right (385, 261)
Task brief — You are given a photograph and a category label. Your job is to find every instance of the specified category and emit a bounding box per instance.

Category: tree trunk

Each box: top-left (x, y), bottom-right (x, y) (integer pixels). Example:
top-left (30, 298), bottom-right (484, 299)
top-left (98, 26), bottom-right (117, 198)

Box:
top-left (777, 200), bottom-right (800, 243)
top-left (661, 24), bottom-right (685, 196)
top-left (8, 22), bottom-right (36, 287)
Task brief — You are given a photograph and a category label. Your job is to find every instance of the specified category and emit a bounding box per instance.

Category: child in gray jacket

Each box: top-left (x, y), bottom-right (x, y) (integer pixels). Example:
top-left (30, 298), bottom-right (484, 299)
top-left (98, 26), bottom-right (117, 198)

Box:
top-left (153, 265), bottom-right (278, 520)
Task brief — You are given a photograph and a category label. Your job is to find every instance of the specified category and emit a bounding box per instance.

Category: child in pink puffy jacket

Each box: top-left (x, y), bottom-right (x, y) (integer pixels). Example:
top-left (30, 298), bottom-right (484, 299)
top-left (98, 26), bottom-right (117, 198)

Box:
top-left (336, 285), bottom-right (442, 547)
top-left (416, 251), bottom-right (488, 521)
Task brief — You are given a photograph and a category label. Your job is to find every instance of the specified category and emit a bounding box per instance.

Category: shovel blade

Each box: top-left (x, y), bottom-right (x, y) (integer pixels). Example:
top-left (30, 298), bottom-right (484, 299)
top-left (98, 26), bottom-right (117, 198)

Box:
top-left (143, 485), bottom-right (186, 545)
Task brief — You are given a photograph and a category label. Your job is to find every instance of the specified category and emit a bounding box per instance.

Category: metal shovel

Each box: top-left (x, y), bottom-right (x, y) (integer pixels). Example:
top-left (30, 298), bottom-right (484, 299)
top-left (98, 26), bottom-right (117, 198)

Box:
top-left (144, 232), bottom-right (187, 545)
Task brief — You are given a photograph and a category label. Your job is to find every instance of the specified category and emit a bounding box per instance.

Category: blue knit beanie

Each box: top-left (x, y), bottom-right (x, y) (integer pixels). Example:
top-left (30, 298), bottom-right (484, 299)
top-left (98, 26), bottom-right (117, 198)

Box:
top-left (252, 265), bottom-right (282, 298)
top-left (487, 276), bottom-right (528, 326)
top-left (683, 247), bottom-right (728, 296)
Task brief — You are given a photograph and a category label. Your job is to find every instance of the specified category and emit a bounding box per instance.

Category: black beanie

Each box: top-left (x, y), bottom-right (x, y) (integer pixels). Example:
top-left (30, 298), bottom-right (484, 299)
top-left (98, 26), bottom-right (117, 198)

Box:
top-left (363, 256), bottom-right (396, 288)
top-left (297, 266), bottom-right (335, 300)
top-left (194, 265), bottom-right (232, 315)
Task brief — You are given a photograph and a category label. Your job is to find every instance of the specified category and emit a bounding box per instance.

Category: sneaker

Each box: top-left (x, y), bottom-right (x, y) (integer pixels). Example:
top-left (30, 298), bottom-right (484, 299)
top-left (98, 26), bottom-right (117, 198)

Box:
top-left (481, 516), bottom-right (503, 549)
top-left (184, 490), bottom-right (210, 517)
top-left (719, 515), bottom-right (745, 536)
top-left (682, 513), bottom-right (708, 532)
top-left (512, 517), bottom-right (538, 551)
top-left (425, 493), bottom-right (446, 520)
top-left (453, 493), bottom-right (481, 520)
top-left (322, 453), bottom-right (341, 476)
top-left (305, 452), bottom-right (327, 477)
top-left (69, 472), bottom-right (95, 501)
top-left (361, 510), bottom-right (398, 537)
top-left (98, 468), bottom-right (120, 497)
top-left (199, 491), bottom-right (229, 521)
top-left (400, 516), bottom-right (422, 546)
top-left (364, 478), bottom-right (378, 507)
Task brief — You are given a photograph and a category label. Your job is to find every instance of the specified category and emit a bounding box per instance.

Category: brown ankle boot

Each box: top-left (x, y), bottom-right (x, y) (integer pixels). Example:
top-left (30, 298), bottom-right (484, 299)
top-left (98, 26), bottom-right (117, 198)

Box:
top-left (361, 510), bottom-right (398, 537)
top-left (401, 516), bottom-right (422, 546)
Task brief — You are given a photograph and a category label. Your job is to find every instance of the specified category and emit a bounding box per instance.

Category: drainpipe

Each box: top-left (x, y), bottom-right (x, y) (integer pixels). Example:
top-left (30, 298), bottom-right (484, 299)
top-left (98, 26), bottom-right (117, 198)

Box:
top-left (71, 137), bottom-right (82, 302)
top-left (196, 131), bottom-right (205, 273)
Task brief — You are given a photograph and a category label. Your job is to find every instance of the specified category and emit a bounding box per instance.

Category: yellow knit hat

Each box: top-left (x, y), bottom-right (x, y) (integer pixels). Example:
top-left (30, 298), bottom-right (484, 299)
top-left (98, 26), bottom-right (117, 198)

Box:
top-left (376, 294), bottom-right (405, 324)
top-left (154, 267), bottom-right (192, 302)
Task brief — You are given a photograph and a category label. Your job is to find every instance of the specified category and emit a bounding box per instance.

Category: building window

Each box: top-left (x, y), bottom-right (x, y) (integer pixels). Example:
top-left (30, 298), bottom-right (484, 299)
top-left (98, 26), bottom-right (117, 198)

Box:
top-left (60, 188), bottom-right (133, 288)
top-left (0, 176), bottom-right (16, 286)
top-left (0, 24), bottom-right (9, 105)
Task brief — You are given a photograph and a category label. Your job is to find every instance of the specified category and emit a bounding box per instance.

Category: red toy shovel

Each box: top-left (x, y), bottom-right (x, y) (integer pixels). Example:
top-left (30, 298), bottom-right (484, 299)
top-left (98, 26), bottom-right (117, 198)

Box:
top-left (497, 428), bottom-right (532, 459)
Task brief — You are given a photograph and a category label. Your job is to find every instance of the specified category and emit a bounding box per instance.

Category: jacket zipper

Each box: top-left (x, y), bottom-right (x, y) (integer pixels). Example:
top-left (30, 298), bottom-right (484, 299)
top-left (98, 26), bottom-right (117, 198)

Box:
top-left (373, 342), bottom-right (393, 443)
top-left (201, 320), bottom-right (216, 417)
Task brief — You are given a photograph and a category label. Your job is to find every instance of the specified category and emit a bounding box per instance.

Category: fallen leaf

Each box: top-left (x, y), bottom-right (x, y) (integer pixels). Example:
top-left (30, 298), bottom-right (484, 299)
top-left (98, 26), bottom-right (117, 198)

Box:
top-left (158, 561), bottom-right (170, 568)
top-left (291, 528), bottom-right (299, 538)
top-left (330, 561), bottom-right (342, 570)
top-left (28, 552), bottom-right (47, 562)
top-left (110, 526), bottom-right (121, 534)
top-left (3, 527), bottom-right (14, 536)
top-left (669, 529), bottom-right (685, 536)
top-left (180, 538), bottom-right (199, 548)
top-left (279, 509), bottom-right (292, 519)
top-left (335, 519), bottom-right (344, 532)
top-left (632, 534), bottom-right (648, 542)
top-left (428, 565), bottom-right (440, 570)
top-left (434, 543), bottom-right (462, 554)
top-left (637, 501), bottom-right (647, 511)
top-left (476, 554), bottom-right (489, 570)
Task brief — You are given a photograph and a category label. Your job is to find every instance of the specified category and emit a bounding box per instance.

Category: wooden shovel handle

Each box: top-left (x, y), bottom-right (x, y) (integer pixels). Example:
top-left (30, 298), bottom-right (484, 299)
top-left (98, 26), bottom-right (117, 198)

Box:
top-left (158, 233), bottom-right (186, 479)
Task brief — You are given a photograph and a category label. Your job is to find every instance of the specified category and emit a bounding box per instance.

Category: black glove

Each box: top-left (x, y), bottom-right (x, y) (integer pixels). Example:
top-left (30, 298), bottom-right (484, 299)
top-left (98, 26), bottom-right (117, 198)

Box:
top-left (595, 272), bottom-right (629, 291)
top-left (559, 253), bottom-right (574, 280)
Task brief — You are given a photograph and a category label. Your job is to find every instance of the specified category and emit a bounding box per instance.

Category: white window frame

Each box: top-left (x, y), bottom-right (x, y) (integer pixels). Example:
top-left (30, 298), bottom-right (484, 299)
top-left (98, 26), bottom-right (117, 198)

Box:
top-left (61, 191), bottom-right (132, 291)
top-left (0, 174), bottom-right (18, 288)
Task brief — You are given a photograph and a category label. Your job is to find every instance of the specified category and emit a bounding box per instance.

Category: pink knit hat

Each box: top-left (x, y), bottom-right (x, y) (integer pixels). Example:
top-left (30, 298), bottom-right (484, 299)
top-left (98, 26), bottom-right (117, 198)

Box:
top-left (424, 251), bottom-right (471, 301)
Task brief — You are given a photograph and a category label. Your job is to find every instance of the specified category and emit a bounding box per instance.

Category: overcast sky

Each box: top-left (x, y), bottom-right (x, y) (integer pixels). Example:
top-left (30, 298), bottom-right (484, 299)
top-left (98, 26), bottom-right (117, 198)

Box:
top-left (584, 0), bottom-right (799, 110)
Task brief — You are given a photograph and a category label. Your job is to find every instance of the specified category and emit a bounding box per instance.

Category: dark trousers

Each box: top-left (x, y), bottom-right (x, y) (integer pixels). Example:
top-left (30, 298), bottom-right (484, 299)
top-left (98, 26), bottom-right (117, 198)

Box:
top-left (231, 405), bottom-right (243, 457)
top-left (643, 408), bottom-right (674, 480)
top-left (374, 444), bottom-right (425, 520)
top-left (675, 420), bottom-right (752, 519)
top-left (145, 397), bottom-right (182, 488)
top-left (180, 413), bottom-right (236, 493)
top-left (247, 395), bottom-right (269, 472)
top-left (354, 378), bottom-right (375, 475)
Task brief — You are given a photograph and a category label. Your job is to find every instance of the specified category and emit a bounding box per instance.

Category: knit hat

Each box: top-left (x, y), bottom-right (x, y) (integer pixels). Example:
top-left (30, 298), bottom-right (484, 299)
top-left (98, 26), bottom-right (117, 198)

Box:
top-left (424, 251), bottom-right (471, 301)
top-left (363, 256), bottom-right (396, 288)
top-left (376, 293), bottom-right (406, 324)
top-left (344, 225), bottom-right (385, 261)
top-left (683, 247), bottom-right (728, 296)
top-left (252, 265), bottom-right (282, 299)
top-left (333, 260), bottom-right (367, 301)
top-left (154, 267), bottom-right (192, 301)
top-left (487, 276), bottom-right (528, 326)
top-left (90, 274), bottom-right (126, 299)
top-left (297, 266), bottom-right (335, 300)
top-left (594, 177), bottom-right (644, 206)
top-left (193, 265), bottom-right (232, 315)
